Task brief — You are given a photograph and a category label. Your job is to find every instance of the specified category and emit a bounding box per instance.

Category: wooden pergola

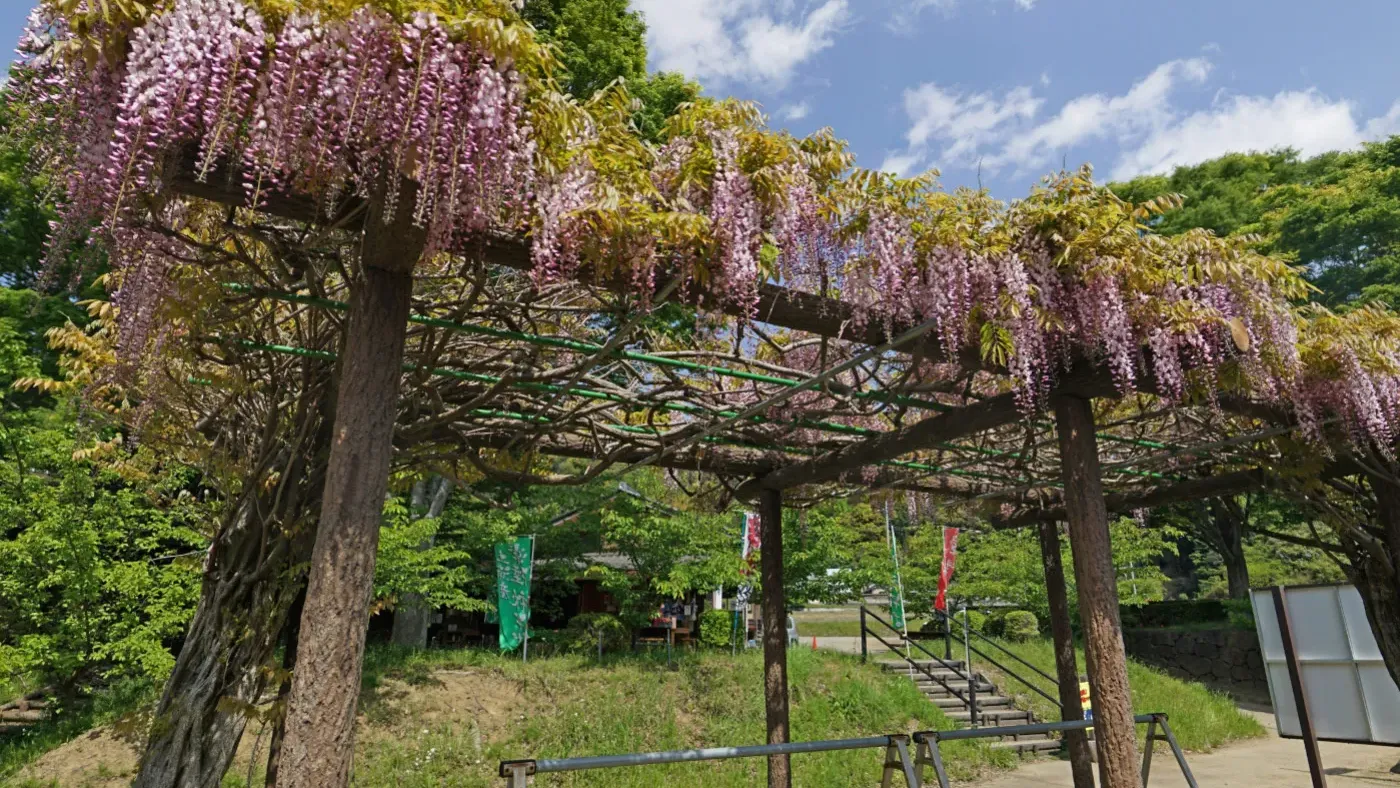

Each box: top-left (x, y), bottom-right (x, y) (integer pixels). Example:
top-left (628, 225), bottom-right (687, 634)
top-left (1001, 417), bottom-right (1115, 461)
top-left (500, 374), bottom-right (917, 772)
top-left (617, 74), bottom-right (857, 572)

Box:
top-left (168, 165), bottom-right (1323, 788)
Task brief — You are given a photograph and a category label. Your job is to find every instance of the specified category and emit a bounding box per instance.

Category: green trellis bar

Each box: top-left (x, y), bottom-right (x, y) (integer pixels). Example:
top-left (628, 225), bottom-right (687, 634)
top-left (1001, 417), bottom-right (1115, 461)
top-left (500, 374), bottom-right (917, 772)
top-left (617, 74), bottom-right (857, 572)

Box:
top-left (223, 285), bottom-right (1175, 478)
top-left (207, 336), bottom-right (1023, 485)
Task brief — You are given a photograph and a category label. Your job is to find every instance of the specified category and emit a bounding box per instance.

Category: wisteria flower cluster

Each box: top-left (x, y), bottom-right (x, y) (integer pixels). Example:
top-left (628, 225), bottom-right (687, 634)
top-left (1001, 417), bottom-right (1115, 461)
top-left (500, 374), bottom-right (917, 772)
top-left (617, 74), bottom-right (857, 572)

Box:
top-left (14, 0), bottom-right (535, 354)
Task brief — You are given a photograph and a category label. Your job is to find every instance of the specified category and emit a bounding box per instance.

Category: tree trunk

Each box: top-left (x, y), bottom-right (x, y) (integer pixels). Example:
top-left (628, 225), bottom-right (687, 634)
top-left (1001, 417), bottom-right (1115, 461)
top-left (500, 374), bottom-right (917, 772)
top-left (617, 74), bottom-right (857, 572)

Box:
top-left (274, 198), bottom-right (424, 787)
top-left (759, 487), bottom-right (791, 788)
top-left (1354, 473), bottom-right (1400, 690)
top-left (132, 496), bottom-right (317, 788)
top-left (1039, 522), bottom-right (1095, 788)
top-left (1054, 395), bottom-right (1140, 788)
top-left (134, 370), bottom-right (332, 788)
top-left (390, 477), bottom-right (451, 649)
top-left (263, 589), bottom-right (306, 787)
top-left (1209, 500), bottom-right (1250, 600)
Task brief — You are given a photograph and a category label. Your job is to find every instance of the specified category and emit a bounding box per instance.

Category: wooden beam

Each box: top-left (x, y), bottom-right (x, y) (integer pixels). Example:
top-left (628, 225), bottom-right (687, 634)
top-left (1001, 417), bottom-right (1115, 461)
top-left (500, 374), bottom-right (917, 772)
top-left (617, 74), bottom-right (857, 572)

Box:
top-left (410, 428), bottom-right (968, 495)
top-left (992, 468), bottom-right (1270, 529)
top-left (732, 391), bottom-right (1023, 497)
top-left (1054, 394), bottom-right (1141, 788)
top-left (736, 369), bottom-right (1118, 498)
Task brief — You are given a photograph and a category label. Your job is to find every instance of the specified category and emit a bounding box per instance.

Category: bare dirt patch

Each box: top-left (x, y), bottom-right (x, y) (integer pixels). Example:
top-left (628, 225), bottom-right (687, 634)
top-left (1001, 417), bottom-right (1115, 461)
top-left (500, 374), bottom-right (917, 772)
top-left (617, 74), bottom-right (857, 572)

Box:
top-left (18, 728), bottom-right (138, 787)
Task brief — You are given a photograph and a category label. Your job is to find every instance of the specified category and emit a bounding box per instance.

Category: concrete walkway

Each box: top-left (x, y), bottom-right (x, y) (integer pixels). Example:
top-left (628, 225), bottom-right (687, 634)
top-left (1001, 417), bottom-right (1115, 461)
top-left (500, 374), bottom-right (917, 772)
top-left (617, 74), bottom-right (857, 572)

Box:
top-left (971, 710), bottom-right (1400, 787)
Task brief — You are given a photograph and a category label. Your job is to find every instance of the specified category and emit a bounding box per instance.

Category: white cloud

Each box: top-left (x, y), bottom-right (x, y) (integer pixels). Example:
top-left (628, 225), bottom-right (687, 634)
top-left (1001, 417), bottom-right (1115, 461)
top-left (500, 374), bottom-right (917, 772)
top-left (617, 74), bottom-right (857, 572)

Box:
top-left (632, 0), bottom-right (850, 87)
top-left (884, 55), bottom-right (1400, 182)
top-left (1111, 93), bottom-right (1400, 179)
top-left (779, 101), bottom-right (812, 121)
top-left (891, 0), bottom-right (1036, 29)
top-left (903, 83), bottom-right (1041, 161)
top-left (986, 58), bottom-right (1211, 171)
top-left (880, 151), bottom-right (925, 177)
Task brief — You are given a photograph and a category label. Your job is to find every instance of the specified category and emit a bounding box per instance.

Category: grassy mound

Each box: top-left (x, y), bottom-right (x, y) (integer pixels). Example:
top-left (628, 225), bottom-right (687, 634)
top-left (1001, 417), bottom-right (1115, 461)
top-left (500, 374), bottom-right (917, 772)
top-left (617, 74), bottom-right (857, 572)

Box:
top-left (9, 648), bottom-right (1016, 787)
top-left (977, 638), bottom-right (1265, 752)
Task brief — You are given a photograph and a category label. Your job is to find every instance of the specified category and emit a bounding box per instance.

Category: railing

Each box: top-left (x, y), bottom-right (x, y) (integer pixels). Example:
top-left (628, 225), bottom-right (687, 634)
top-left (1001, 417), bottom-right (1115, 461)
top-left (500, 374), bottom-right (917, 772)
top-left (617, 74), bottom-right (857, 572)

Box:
top-left (498, 713), bottom-right (1198, 787)
top-left (914, 713), bottom-right (1198, 788)
top-left (499, 734), bottom-right (921, 786)
top-left (860, 607), bottom-right (979, 726)
top-left (935, 609), bottom-right (1061, 708)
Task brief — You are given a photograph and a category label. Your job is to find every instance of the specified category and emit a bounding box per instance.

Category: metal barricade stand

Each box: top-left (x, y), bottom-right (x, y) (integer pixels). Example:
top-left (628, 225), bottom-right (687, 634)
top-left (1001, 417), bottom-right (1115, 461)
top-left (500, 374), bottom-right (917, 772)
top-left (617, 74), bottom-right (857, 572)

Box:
top-left (499, 712), bottom-right (1196, 787)
top-left (913, 713), bottom-right (1198, 788)
top-left (500, 734), bottom-right (922, 787)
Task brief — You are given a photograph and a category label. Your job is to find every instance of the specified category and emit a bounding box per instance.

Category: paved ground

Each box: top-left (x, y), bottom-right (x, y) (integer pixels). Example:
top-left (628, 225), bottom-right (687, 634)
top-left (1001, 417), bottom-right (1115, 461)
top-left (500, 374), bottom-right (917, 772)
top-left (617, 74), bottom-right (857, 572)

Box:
top-left (971, 710), bottom-right (1400, 787)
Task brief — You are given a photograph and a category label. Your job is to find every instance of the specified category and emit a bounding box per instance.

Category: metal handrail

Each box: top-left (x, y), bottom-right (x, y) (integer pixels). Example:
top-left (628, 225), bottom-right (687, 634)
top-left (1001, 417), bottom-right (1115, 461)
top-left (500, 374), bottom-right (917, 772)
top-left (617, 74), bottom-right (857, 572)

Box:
top-left (861, 608), bottom-right (977, 719)
top-left (499, 733), bottom-right (921, 786)
top-left (936, 611), bottom-right (1060, 707)
top-left (937, 610), bottom-right (1057, 684)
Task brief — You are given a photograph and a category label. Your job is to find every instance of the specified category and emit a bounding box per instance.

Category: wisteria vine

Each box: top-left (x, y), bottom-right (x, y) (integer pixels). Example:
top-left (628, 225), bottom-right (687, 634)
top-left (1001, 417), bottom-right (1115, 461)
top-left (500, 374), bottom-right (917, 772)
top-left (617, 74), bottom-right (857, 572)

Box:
top-left (14, 0), bottom-right (534, 354)
top-left (12, 0), bottom-right (1400, 458)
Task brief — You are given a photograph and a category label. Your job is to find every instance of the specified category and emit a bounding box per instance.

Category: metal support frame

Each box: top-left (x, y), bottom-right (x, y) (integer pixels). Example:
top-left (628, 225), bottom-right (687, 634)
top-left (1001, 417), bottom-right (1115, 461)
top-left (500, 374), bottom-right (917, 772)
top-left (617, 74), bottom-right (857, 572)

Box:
top-left (1273, 586), bottom-right (1329, 788)
top-left (498, 734), bottom-right (922, 786)
top-left (912, 714), bottom-right (1197, 788)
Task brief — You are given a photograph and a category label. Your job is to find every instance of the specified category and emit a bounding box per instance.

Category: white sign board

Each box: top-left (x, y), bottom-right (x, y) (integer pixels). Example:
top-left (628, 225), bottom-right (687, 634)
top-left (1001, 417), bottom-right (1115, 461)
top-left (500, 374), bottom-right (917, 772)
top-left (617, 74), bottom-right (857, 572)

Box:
top-left (1251, 585), bottom-right (1400, 745)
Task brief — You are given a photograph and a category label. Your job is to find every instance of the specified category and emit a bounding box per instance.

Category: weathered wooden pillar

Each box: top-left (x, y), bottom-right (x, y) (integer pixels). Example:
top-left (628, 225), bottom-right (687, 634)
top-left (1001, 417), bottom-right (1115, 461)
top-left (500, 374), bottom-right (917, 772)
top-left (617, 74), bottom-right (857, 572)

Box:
top-left (1039, 521), bottom-right (1096, 788)
top-left (1054, 395), bottom-right (1140, 788)
top-left (275, 192), bottom-right (426, 788)
top-left (759, 487), bottom-right (792, 788)
top-left (1358, 472), bottom-right (1400, 690)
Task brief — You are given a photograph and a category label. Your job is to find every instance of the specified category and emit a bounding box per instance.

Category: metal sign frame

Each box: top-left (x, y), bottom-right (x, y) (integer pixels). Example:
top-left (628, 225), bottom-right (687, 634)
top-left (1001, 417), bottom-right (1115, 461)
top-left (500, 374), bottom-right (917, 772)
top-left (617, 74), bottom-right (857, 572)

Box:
top-left (1250, 584), bottom-right (1400, 750)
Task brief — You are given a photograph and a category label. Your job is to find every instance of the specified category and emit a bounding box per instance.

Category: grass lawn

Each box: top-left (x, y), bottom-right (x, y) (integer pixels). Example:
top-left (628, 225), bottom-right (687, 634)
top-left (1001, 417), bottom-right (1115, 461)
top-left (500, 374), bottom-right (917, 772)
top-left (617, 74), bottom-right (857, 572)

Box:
top-left (345, 647), bottom-right (1016, 787)
top-left (792, 609), bottom-right (929, 638)
top-left (973, 638), bottom-right (1265, 753)
top-left (10, 648), bottom-right (1017, 787)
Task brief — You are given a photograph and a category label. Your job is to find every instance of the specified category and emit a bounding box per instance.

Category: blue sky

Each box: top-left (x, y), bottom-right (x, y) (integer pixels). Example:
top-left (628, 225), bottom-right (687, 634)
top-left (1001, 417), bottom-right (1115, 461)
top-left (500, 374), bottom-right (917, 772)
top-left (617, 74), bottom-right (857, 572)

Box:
top-left (4, 1), bottom-right (1398, 197)
top-left (630, 0), bottom-right (1400, 195)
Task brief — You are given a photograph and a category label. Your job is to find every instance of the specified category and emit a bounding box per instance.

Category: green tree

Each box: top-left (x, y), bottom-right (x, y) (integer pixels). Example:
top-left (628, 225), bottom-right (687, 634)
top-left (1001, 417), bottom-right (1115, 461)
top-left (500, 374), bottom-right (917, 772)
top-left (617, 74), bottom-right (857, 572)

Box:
top-left (522, 0), bottom-right (647, 100)
top-left (782, 499), bottom-right (888, 607)
top-left (522, 0), bottom-right (701, 142)
top-left (0, 414), bottom-right (207, 694)
top-left (903, 516), bottom-right (1177, 624)
top-left (0, 104), bottom-right (59, 288)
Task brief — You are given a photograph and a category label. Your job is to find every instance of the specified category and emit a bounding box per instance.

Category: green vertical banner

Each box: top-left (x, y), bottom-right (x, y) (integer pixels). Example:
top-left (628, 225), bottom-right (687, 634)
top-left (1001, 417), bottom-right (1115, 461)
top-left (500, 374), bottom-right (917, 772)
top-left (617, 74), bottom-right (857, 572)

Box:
top-left (495, 536), bottom-right (535, 652)
top-left (886, 505), bottom-right (907, 631)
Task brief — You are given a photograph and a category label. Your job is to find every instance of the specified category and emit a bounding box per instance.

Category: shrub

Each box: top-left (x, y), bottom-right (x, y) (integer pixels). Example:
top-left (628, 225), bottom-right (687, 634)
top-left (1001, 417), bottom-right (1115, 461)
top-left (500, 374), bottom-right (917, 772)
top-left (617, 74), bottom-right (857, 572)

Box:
top-left (1002, 610), bottom-right (1039, 642)
top-left (1223, 599), bottom-right (1255, 630)
top-left (962, 610), bottom-right (988, 634)
top-left (565, 613), bottom-right (629, 654)
top-left (1120, 599), bottom-right (1226, 629)
top-left (699, 608), bottom-right (734, 648)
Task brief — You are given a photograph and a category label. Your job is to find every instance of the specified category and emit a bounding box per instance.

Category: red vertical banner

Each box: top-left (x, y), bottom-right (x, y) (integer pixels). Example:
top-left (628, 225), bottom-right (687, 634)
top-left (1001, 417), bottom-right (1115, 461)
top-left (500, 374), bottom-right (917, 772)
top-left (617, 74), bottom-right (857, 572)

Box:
top-left (934, 527), bottom-right (960, 613)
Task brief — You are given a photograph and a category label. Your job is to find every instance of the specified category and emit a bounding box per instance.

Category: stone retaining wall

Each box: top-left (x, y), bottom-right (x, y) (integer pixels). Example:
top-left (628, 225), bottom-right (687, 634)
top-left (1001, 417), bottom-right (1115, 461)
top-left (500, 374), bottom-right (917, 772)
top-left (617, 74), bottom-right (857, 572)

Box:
top-left (1123, 627), bottom-right (1270, 701)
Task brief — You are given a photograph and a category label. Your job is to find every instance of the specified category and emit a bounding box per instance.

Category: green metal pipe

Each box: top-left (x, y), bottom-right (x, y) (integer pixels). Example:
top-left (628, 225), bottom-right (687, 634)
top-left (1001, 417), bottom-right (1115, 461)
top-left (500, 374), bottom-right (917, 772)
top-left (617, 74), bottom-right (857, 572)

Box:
top-left (206, 335), bottom-right (1028, 485)
top-left (219, 287), bottom-right (1176, 481)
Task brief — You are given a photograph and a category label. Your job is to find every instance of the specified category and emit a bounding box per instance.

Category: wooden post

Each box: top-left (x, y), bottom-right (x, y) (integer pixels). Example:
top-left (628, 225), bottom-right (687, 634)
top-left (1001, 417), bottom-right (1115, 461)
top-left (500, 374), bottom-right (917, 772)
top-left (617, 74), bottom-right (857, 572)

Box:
top-left (759, 487), bottom-right (791, 788)
top-left (1273, 587), bottom-right (1327, 788)
top-left (1039, 521), bottom-right (1096, 788)
top-left (274, 191), bottom-right (425, 788)
top-left (1054, 395), bottom-right (1140, 788)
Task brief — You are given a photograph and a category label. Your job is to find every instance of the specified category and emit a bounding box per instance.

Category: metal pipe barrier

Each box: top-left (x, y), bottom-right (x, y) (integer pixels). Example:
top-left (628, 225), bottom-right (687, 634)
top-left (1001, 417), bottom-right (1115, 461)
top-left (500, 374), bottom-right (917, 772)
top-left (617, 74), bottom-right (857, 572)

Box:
top-left (499, 734), bottom-right (921, 786)
top-left (913, 713), bottom-right (1198, 788)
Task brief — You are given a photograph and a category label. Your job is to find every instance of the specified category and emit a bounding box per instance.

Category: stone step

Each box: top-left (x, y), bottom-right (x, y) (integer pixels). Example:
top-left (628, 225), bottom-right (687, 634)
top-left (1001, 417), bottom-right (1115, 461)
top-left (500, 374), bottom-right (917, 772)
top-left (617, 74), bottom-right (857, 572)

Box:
top-left (946, 708), bottom-right (1033, 725)
top-left (931, 695), bottom-right (1011, 710)
top-left (919, 681), bottom-right (995, 695)
top-left (878, 659), bottom-right (965, 672)
top-left (909, 670), bottom-right (978, 683)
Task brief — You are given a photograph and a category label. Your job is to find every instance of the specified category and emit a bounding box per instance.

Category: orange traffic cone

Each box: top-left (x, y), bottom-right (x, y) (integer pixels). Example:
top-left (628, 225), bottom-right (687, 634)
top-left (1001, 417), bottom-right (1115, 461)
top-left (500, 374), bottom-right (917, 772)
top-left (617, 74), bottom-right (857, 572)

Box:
top-left (811, 636), bottom-right (818, 650)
